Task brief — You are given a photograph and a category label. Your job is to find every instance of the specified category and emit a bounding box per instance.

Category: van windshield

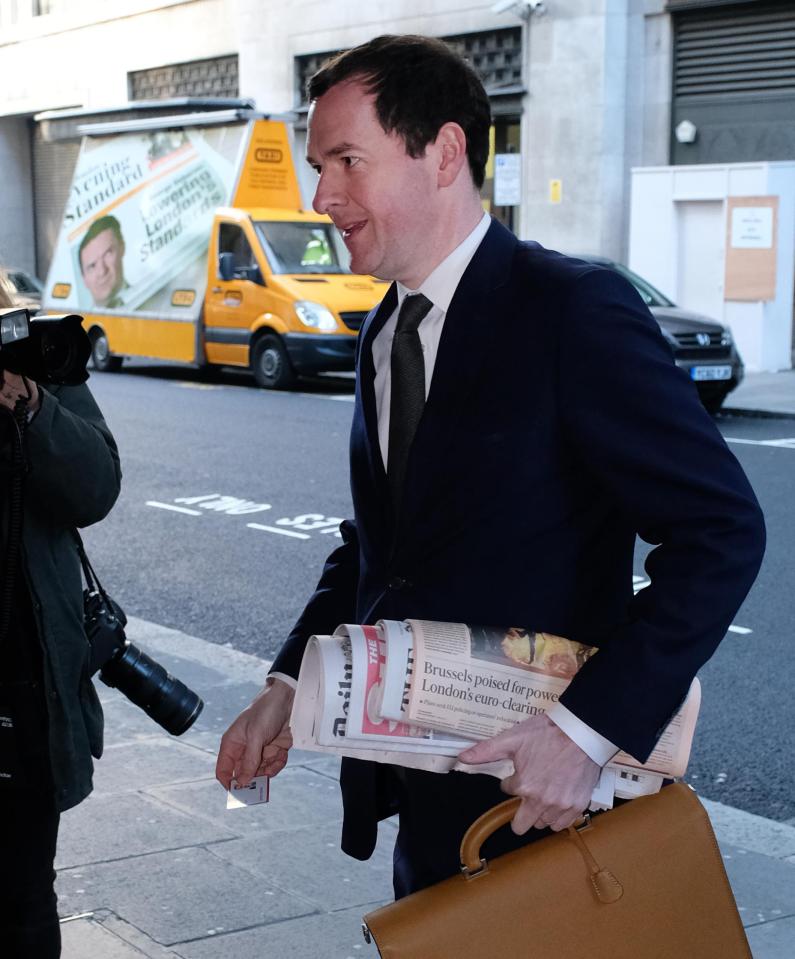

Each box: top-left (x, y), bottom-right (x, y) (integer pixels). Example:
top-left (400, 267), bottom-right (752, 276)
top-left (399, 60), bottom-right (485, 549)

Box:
top-left (254, 221), bottom-right (349, 274)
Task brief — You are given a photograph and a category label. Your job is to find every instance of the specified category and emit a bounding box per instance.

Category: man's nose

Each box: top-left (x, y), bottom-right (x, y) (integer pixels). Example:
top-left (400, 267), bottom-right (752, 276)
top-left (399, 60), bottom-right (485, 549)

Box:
top-left (312, 170), bottom-right (344, 216)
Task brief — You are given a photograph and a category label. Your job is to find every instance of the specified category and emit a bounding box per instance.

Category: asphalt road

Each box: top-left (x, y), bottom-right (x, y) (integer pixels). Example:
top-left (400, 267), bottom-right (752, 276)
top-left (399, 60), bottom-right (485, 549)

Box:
top-left (77, 362), bottom-right (794, 822)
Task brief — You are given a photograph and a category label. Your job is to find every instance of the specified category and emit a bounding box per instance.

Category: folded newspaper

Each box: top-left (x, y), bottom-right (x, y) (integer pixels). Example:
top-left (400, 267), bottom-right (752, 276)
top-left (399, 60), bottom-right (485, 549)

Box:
top-left (290, 620), bottom-right (700, 808)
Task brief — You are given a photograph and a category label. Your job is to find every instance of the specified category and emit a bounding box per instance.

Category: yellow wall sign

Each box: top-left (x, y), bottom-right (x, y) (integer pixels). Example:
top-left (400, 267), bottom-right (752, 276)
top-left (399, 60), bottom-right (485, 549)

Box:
top-left (549, 179), bottom-right (562, 204)
top-left (232, 120), bottom-right (302, 211)
top-left (50, 283), bottom-right (71, 299)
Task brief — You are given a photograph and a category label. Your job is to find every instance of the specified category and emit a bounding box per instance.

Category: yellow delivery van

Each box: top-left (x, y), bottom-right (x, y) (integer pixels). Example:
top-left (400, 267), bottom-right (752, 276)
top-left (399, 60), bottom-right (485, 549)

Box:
top-left (44, 110), bottom-right (385, 388)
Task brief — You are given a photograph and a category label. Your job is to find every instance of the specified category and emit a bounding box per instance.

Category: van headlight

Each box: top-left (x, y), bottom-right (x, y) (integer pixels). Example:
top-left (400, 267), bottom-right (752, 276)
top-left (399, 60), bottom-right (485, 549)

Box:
top-left (295, 301), bottom-right (338, 332)
top-left (720, 327), bottom-right (733, 346)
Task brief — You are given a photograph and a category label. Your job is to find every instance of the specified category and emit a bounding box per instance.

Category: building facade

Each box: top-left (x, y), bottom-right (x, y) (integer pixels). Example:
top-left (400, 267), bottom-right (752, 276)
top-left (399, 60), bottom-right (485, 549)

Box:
top-left (1, 0), bottom-right (793, 364)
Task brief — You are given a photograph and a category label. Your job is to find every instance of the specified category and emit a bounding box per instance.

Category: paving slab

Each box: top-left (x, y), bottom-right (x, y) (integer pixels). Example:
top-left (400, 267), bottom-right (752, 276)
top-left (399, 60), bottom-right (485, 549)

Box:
top-left (90, 739), bottom-right (217, 797)
top-left (704, 798), bottom-right (795, 860)
top-left (57, 846), bottom-right (315, 946)
top-left (746, 915), bottom-right (795, 959)
top-left (99, 694), bottom-right (168, 747)
top-left (56, 791), bottom-right (234, 869)
top-left (725, 370), bottom-right (795, 418)
top-left (61, 915), bottom-right (155, 958)
top-left (208, 822), bottom-right (394, 911)
top-left (172, 904), bottom-right (384, 959)
top-left (148, 765), bottom-right (343, 836)
top-left (719, 844), bottom-right (795, 927)
top-left (290, 751), bottom-right (343, 780)
top-left (181, 679), bottom-right (266, 732)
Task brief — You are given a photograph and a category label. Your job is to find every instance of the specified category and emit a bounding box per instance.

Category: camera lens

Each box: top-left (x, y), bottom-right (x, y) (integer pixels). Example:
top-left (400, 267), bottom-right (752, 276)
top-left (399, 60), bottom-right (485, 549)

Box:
top-left (100, 644), bottom-right (203, 736)
top-left (39, 327), bottom-right (78, 381)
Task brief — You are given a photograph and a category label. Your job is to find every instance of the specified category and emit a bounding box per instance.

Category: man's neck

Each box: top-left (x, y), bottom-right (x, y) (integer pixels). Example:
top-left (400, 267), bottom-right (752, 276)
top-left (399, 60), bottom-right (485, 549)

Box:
top-left (400, 198), bottom-right (486, 290)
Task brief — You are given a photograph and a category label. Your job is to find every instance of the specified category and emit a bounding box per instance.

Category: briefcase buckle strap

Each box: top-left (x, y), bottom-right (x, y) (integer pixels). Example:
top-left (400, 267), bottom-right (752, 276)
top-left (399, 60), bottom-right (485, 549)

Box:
top-left (566, 821), bottom-right (624, 904)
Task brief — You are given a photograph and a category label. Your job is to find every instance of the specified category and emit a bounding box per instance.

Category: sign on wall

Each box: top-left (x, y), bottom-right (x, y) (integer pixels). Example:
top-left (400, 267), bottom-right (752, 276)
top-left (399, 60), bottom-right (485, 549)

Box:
top-left (724, 196), bottom-right (779, 302)
top-left (494, 154), bottom-right (521, 207)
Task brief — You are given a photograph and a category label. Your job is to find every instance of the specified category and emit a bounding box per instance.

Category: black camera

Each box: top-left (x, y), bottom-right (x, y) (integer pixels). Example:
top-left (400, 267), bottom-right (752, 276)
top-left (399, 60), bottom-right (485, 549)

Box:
top-left (0, 307), bottom-right (91, 385)
top-left (83, 587), bottom-right (204, 737)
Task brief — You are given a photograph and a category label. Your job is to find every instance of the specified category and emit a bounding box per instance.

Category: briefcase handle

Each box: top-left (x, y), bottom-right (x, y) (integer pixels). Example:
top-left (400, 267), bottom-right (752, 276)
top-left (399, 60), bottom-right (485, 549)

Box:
top-left (459, 797), bottom-right (623, 904)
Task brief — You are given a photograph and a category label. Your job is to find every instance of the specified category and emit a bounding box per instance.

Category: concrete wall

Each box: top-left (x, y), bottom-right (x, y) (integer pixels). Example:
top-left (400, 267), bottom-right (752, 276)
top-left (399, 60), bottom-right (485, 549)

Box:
top-left (0, 117), bottom-right (35, 275)
top-left (1, 0), bottom-right (235, 115)
top-left (0, 0), bottom-right (676, 268)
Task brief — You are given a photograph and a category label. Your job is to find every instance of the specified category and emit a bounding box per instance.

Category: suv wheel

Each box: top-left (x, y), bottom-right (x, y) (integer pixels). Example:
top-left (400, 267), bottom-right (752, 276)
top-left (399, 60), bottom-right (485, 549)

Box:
top-left (251, 334), bottom-right (296, 390)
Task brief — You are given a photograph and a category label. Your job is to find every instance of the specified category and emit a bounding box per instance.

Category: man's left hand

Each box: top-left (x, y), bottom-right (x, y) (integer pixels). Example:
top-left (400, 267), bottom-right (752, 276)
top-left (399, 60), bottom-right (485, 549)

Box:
top-left (458, 713), bottom-right (601, 834)
top-left (0, 371), bottom-right (40, 414)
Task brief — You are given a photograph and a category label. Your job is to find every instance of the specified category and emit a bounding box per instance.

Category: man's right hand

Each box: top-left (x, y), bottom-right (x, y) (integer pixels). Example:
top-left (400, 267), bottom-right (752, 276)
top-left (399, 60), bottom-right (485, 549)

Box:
top-left (216, 677), bottom-right (295, 790)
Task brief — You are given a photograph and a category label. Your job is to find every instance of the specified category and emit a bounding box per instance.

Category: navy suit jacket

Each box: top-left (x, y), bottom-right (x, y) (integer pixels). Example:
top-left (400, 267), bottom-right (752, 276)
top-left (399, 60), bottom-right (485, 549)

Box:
top-left (272, 219), bottom-right (765, 858)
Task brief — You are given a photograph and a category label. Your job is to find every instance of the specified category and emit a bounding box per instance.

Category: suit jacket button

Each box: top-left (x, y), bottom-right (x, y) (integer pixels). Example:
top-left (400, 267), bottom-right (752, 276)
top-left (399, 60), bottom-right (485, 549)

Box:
top-left (388, 576), bottom-right (407, 590)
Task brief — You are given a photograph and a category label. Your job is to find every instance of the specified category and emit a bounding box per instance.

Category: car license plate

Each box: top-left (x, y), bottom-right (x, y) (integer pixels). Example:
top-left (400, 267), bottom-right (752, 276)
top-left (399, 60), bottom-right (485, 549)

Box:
top-left (691, 366), bottom-right (732, 382)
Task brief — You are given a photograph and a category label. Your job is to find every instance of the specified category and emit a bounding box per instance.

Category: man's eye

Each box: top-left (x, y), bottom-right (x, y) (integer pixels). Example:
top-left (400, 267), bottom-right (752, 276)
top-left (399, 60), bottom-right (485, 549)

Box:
top-left (342, 156), bottom-right (360, 168)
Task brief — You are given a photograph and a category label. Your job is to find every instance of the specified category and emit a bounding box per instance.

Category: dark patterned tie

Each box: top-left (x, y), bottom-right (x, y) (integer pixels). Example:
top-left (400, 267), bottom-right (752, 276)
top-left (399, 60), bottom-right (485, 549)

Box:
top-left (387, 293), bottom-right (433, 510)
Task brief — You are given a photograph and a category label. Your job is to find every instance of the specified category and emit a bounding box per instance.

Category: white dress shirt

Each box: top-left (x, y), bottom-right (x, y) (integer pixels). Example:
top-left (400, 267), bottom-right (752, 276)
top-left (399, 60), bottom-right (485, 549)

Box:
top-left (273, 212), bottom-right (618, 767)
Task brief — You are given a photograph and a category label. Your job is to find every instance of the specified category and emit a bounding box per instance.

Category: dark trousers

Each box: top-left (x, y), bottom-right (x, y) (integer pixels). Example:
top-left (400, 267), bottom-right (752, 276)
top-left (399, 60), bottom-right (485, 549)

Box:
top-left (390, 767), bottom-right (551, 899)
top-left (0, 787), bottom-right (61, 958)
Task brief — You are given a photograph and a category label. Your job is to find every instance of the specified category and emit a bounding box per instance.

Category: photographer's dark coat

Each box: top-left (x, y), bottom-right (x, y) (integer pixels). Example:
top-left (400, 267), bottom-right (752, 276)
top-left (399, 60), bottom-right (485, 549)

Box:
top-left (16, 383), bottom-right (120, 811)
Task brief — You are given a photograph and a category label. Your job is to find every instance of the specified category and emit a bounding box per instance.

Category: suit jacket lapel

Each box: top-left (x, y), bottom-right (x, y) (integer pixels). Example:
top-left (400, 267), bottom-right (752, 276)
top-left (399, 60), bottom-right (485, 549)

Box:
top-left (410, 219), bottom-right (518, 475)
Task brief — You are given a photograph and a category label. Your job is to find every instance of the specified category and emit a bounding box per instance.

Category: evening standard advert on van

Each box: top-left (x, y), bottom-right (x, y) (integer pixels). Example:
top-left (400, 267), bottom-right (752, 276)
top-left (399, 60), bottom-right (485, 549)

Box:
top-left (290, 620), bottom-right (701, 809)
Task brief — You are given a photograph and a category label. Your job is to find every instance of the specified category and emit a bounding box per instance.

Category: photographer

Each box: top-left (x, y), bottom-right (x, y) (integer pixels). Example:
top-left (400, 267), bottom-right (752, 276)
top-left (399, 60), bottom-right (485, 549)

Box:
top-left (0, 282), bottom-right (121, 956)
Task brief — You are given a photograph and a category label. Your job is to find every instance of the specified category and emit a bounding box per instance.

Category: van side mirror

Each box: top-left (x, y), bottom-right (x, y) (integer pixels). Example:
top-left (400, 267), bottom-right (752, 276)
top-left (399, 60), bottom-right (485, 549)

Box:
top-left (219, 252), bottom-right (235, 282)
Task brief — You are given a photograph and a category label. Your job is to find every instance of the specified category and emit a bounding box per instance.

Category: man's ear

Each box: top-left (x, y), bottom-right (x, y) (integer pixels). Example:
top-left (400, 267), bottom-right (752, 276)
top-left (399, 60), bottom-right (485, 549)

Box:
top-left (435, 122), bottom-right (469, 188)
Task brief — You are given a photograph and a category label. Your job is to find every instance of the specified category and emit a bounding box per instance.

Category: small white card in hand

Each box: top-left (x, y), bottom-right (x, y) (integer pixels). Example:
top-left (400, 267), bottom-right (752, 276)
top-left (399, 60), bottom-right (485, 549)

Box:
top-left (588, 764), bottom-right (616, 812)
top-left (226, 776), bottom-right (270, 809)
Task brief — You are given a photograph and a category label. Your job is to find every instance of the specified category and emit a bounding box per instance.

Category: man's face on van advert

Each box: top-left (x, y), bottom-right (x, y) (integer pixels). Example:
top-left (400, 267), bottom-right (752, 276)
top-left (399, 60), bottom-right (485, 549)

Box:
top-left (80, 228), bottom-right (125, 306)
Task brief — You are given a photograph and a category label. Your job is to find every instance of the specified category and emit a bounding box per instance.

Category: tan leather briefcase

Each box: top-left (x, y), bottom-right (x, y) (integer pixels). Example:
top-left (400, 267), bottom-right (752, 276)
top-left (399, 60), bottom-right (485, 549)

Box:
top-left (362, 782), bottom-right (751, 958)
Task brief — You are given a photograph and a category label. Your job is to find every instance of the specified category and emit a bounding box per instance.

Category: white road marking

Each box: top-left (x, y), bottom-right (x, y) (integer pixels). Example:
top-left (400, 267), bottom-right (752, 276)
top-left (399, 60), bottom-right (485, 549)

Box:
top-left (146, 501), bottom-right (202, 516)
top-left (295, 392), bottom-right (355, 402)
top-left (727, 625), bottom-right (753, 635)
top-left (172, 382), bottom-right (222, 391)
top-left (247, 523), bottom-right (311, 540)
top-left (725, 436), bottom-right (795, 449)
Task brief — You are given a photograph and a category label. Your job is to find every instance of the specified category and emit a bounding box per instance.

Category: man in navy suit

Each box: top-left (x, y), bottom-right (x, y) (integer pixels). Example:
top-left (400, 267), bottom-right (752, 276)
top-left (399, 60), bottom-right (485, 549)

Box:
top-left (217, 35), bottom-right (765, 895)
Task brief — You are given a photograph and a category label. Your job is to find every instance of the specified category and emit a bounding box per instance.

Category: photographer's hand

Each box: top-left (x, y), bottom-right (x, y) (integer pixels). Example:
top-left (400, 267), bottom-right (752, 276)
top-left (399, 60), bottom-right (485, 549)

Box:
top-left (0, 371), bottom-right (39, 414)
top-left (216, 676), bottom-right (295, 790)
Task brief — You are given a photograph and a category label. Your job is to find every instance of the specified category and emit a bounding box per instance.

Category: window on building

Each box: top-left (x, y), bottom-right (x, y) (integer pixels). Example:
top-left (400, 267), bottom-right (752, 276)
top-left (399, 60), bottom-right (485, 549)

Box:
top-left (129, 55), bottom-right (239, 101)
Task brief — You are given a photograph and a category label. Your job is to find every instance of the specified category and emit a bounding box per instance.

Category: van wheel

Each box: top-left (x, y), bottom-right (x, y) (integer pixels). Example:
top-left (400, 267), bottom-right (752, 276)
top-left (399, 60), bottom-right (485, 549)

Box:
top-left (90, 329), bottom-right (123, 372)
top-left (252, 335), bottom-right (296, 390)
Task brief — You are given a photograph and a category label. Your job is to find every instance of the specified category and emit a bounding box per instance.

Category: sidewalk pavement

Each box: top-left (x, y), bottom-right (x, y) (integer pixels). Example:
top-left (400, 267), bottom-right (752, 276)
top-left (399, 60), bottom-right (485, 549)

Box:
top-left (57, 618), bottom-right (795, 958)
top-left (724, 369), bottom-right (795, 418)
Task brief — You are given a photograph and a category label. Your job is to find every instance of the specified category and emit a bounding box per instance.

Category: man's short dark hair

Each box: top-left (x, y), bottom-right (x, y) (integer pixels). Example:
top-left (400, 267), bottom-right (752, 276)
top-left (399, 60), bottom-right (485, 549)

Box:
top-left (308, 35), bottom-right (491, 190)
top-left (78, 215), bottom-right (123, 271)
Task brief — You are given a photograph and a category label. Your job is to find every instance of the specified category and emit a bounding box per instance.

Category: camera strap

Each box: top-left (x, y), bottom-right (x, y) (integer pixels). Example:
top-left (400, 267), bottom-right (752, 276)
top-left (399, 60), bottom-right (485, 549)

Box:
top-left (71, 529), bottom-right (114, 609)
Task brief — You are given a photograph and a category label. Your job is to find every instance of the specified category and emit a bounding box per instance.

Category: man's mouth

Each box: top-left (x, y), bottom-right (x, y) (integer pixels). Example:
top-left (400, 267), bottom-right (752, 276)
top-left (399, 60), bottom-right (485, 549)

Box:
top-left (339, 221), bottom-right (366, 240)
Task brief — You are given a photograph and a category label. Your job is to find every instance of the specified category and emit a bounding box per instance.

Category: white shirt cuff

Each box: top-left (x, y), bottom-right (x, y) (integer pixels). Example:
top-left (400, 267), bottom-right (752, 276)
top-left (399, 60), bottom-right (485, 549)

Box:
top-left (546, 703), bottom-right (619, 767)
top-left (267, 671), bottom-right (298, 690)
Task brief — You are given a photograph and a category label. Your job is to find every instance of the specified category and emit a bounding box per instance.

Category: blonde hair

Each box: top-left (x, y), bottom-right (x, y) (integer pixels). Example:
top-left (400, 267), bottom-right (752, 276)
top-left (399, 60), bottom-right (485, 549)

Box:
top-left (0, 269), bottom-right (15, 309)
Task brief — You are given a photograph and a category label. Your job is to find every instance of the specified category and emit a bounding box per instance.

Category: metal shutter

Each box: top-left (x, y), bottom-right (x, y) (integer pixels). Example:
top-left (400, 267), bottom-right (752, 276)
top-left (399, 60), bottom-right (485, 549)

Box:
top-left (32, 123), bottom-right (80, 280)
top-left (672, 0), bottom-right (795, 164)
